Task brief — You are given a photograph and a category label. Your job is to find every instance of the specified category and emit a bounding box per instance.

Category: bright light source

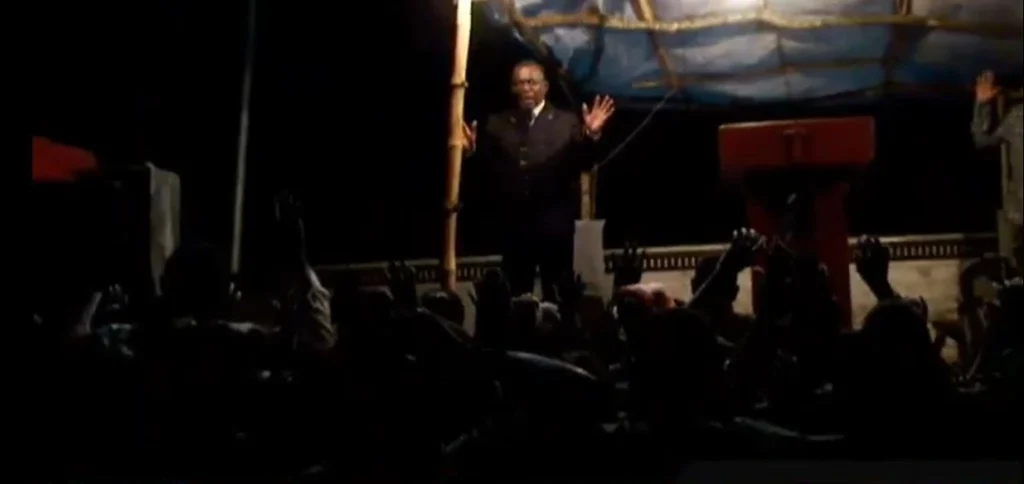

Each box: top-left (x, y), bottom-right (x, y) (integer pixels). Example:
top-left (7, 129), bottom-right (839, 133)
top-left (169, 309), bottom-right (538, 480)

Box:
top-left (720, 0), bottom-right (763, 10)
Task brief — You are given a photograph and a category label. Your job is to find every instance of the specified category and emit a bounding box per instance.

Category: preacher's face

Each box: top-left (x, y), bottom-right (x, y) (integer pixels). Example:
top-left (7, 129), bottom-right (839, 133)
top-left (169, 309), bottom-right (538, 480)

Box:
top-left (511, 64), bottom-right (548, 110)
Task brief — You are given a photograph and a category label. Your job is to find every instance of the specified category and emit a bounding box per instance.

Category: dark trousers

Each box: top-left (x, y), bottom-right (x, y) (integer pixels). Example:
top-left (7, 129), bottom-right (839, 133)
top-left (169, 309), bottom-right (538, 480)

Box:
top-left (501, 227), bottom-right (573, 302)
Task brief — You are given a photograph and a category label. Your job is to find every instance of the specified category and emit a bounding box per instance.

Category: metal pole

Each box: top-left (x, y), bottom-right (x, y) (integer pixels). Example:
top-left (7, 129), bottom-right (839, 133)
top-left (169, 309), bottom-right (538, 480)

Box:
top-left (230, 0), bottom-right (258, 273)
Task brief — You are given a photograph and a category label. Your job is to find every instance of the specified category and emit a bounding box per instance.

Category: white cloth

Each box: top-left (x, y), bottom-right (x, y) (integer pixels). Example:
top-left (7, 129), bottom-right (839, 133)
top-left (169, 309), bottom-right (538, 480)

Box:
top-left (146, 162), bottom-right (181, 295)
top-left (573, 219), bottom-right (611, 302)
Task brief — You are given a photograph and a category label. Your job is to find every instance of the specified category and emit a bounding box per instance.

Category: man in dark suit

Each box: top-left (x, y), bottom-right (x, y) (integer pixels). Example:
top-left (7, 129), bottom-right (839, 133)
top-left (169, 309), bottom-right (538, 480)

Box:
top-left (462, 60), bottom-right (615, 300)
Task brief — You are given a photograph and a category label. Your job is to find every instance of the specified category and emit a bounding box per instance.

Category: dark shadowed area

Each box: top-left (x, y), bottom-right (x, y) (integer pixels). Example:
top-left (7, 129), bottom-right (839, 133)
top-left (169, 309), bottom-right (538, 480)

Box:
top-left (33, 0), bottom-right (1000, 264)
top-left (23, 2), bottom-right (1022, 481)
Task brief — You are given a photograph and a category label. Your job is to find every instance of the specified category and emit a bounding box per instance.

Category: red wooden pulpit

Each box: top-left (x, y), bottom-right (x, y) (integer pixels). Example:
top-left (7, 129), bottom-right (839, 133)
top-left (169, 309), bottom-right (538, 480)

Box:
top-left (718, 117), bottom-right (875, 329)
top-left (33, 136), bottom-right (98, 183)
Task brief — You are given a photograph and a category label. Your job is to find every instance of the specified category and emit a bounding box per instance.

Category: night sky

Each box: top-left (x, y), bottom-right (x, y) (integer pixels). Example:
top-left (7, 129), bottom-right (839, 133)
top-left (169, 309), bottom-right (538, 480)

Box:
top-left (33, 0), bottom-right (1002, 265)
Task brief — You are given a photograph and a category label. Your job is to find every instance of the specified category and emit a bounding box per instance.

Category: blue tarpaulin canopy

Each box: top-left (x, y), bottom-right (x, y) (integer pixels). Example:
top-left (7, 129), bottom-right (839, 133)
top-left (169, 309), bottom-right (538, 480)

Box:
top-left (480, 0), bottom-right (1022, 105)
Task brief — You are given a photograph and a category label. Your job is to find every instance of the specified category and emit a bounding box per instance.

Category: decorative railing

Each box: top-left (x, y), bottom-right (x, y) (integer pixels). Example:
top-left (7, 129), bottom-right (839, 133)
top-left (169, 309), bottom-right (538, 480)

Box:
top-left (316, 232), bottom-right (997, 287)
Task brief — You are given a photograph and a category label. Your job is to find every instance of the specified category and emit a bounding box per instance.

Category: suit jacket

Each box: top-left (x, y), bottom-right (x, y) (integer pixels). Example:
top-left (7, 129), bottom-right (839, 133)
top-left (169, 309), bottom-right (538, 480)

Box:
top-left (474, 103), bottom-right (598, 241)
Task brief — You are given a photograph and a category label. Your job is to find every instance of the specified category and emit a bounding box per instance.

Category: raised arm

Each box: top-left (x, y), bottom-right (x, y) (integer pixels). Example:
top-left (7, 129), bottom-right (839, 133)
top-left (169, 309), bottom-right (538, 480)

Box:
top-left (690, 229), bottom-right (762, 311)
top-left (570, 95), bottom-right (615, 170)
top-left (854, 236), bottom-right (899, 301)
top-left (971, 71), bottom-right (1011, 148)
top-left (971, 101), bottom-right (1016, 148)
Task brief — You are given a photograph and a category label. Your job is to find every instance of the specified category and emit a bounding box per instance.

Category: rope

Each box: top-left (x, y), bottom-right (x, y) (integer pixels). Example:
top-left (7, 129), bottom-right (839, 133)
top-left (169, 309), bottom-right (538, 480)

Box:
top-left (594, 88), bottom-right (678, 171)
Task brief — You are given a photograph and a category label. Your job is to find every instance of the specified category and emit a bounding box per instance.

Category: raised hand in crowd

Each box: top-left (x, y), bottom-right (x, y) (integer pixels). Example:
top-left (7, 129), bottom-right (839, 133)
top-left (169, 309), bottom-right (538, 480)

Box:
top-left (469, 268), bottom-right (510, 309)
top-left (854, 235), bottom-right (897, 300)
top-left (613, 241), bottom-right (644, 289)
top-left (90, 284), bottom-right (130, 328)
top-left (721, 228), bottom-right (764, 273)
top-left (387, 260), bottom-right (418, 310)
top-left (753, 239), bottom-right (797, 323)
top-left (691, 228), bottom-right (763, 311)
top-left (274, 191), bottom-right (308, 270)
top-left (556, 272), bottom-right (586, 318)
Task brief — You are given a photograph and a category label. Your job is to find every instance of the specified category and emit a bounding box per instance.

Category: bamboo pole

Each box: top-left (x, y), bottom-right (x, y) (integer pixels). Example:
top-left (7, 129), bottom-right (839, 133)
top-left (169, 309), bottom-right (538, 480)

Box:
top-left (230, 0), bottom-right (258, 274)
top-left (441, 0), bottom-right (473, 290)
top-left (580, 170), bottom-right (593, 220)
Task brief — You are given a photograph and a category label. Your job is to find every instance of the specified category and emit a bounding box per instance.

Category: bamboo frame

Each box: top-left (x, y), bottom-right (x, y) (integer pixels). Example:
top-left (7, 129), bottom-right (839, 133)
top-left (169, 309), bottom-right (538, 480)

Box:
top-left (580, 170), bottom-right (594, 220)
top-left (631, 57), bottom-right (882, 88)
top-left (630, 0), bottom-right (678, 89)
top-left (497, 1), bottom-right (1019, 220)
top-left (318, 232), bottom-right (998, 279)
top-left (765, 0), bottom-right (793, 99)
top-left (441, 0), bottom-right (473, 290)
top-left (519, 10), bottom-right (1022, 38)
top-left (881, 0), bottom-right (914, 88)
top-left (611, 82), bottom-right (981, 113)
top-left (502, 0), bottom-right (552, 59)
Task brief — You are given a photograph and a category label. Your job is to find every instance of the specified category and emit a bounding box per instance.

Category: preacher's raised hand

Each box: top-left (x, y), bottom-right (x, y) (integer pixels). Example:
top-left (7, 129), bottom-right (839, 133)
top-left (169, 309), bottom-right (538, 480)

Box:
top-left (460, 120), bottom-right (477, 153)
top-left (582, 95), bottom-right (615, 136)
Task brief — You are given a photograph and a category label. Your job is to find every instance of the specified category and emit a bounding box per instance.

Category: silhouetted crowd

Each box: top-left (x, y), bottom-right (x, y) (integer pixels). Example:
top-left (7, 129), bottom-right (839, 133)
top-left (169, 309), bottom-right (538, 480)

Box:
top-left (19, 196), bottom-right (1023, 481)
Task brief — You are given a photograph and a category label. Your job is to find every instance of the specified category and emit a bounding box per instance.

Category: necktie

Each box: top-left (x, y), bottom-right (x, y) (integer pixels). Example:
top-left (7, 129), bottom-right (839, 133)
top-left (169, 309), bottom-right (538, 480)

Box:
top-left (518, 109), bottom-right (535, 135)
top-left (518, 109), bottom-right (533, 168)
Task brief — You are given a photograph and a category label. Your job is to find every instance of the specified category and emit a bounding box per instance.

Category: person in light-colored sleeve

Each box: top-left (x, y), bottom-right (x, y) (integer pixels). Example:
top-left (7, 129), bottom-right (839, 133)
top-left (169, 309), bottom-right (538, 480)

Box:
top-left (972, 70), bottom-right (1023, 265)
top-left (281, 265), bottom-right (336, 351)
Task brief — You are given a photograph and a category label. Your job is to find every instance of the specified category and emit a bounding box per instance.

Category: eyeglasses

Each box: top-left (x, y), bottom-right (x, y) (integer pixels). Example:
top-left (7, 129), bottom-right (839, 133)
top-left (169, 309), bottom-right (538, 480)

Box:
top-left (512, 78), bottom-right (543, 87)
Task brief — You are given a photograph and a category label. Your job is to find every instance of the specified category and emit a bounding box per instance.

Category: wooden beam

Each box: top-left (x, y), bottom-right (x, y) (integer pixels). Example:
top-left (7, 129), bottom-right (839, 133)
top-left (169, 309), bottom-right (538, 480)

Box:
top-left (629, 0), bottom-right (678, 90)
top-left (631, 58), bottom-right (882, 87)
top-left (500, 0), bottom-right (587, 100)
top-left (881, 0), bottom-right (914, 90)
top-left (764, 0), bottom-right (794, 100)
top-left (521, 11), bottom-right (1022, 38)
top-left (611, 81), bottom-right (979, 112)
top-left (580, 171), bottom-right (594, 220)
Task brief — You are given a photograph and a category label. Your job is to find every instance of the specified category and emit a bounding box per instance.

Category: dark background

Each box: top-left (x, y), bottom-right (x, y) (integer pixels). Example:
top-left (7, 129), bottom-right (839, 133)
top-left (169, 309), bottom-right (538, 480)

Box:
top-left (32, 0), bottom-right (1002, 265)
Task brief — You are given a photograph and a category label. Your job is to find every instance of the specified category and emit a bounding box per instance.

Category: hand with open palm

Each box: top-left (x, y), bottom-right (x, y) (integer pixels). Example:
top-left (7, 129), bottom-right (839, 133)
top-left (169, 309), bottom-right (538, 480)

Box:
top-left (975, 70), bottom-right (1001, 103)
top-left (582, 95), bottom-right (615, 135)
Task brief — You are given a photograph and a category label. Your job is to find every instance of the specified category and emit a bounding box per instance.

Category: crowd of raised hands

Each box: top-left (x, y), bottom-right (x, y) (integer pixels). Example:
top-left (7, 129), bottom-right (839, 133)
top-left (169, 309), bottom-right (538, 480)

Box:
top-left (19, 201), bottom-right (1023, 479)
